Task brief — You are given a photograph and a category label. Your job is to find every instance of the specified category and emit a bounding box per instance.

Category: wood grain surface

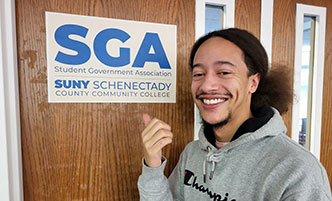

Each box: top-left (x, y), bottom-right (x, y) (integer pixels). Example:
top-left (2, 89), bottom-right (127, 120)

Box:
top-left (235, 0), bottom-right (261, 38)
top-left (15, 0), bottom-right (332, 200)
top-left (272, 0), bottom-right (332, 186)
top-left (16, 0), bottom-right (195, 200)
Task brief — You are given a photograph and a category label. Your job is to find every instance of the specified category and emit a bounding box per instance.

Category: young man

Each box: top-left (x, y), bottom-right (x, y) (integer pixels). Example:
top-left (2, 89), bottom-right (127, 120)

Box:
top-left (138, 28), bottom-right (332, 200)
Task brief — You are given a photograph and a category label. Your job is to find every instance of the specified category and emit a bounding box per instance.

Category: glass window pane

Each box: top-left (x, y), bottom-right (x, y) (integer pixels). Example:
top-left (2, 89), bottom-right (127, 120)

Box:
top-left (205, 4), bottom-right (224, 34)
top-left (299, 16), bottom-right (316, 149)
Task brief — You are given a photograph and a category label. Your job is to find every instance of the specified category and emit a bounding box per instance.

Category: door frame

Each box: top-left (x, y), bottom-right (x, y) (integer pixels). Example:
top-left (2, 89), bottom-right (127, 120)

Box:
top-left (0, 0), bottom-right (23, 201)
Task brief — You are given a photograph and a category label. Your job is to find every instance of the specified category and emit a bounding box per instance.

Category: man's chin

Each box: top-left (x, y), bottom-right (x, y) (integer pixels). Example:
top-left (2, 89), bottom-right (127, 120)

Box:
top-left (201, 113), bottom-right (232, 130)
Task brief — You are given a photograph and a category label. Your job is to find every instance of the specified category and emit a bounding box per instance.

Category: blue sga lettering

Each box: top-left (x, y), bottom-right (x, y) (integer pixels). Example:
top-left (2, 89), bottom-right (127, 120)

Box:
top-left (54, 25), bottom-right (171, 69)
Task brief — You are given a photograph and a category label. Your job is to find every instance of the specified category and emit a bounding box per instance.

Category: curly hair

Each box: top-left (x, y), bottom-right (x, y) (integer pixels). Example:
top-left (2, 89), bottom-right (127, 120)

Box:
top-left (189, 28), bottom-right (292, 114)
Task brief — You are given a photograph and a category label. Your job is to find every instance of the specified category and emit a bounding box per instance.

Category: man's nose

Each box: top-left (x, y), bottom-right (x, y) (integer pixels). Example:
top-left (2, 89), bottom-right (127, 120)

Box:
top-left (200, 73), bottom-right (219, 92)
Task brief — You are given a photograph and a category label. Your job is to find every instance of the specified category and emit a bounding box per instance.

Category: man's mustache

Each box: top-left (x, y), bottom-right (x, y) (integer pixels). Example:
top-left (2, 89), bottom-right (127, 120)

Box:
top-left (196, 92), bottom-right (233, 100)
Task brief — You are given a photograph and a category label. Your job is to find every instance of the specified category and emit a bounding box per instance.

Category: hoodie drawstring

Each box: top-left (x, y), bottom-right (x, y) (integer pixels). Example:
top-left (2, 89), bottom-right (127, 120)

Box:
top-left (203, 146), bottom-right (222, 183)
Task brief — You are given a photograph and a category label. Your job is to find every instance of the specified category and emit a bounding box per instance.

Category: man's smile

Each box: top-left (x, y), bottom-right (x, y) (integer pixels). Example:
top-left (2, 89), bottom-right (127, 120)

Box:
top-left (202, 98), bottom-right (227, 105)
top-left (196, 93), bottom-right (232, 105)
top-left (195, 93), bottom-right (233, 109)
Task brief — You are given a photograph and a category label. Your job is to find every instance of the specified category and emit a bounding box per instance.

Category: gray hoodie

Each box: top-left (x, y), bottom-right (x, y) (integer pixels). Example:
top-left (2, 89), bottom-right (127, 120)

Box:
top-left (138, 108), bottom-right (332, 200)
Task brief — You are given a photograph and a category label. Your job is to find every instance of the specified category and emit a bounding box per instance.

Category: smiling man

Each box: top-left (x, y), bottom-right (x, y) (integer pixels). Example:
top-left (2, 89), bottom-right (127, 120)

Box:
top-left (191, 36), bottom-right (260, 144)
top-left (138, 28), bottom-right (332, 201)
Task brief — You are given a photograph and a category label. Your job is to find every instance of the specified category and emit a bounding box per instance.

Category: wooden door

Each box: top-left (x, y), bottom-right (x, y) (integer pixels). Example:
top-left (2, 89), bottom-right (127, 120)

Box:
top-left (234, 0), bottom-right (332, 187)
top-left (233, 0), bottom-right (332, 187)
top-left (272, 0), bottom-right (332, 185)
top-left (16, 0), bottom-right (195, 200)
top-left (16, 0), bottom-right (332, 200)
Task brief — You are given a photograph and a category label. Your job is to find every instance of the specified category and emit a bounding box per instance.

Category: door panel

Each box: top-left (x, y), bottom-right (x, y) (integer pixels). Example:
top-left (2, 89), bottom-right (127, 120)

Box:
top-left (235, 0), bottom-right (332, 187)
top-left (16, 0), bottom-right (195, 200)
top-left (16, 0), bottom-right (332, 200)
top-left (272, 0), bottom-right (296, 135)
top-left (235, 0), bottom-right (261, 38)
top-left (272, 0), bottom-right (332, 185)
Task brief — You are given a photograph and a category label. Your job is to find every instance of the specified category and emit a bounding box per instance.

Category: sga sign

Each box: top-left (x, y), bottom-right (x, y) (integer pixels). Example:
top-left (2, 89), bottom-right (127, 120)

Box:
top-left (46, 12), bottom-right (177, 103)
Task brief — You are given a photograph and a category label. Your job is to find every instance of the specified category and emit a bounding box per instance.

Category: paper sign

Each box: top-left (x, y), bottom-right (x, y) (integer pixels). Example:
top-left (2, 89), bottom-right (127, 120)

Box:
top-left (46, 12), bottom-right (177, 103)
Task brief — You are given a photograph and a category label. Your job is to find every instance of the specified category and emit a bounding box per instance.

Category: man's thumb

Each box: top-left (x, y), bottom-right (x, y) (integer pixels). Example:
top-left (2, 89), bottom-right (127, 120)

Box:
top-left (143, 113), bottom-right (152, 126)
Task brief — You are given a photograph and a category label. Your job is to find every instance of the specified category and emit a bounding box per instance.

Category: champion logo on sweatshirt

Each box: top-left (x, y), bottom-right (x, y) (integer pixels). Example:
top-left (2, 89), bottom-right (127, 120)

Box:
top-left (184, 169), bottom-right (236, 201)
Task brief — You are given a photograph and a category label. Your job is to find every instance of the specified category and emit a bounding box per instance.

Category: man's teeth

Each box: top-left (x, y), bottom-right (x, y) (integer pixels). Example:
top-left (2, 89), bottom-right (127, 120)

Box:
top-left (203, 98), bottom-right (226, 105)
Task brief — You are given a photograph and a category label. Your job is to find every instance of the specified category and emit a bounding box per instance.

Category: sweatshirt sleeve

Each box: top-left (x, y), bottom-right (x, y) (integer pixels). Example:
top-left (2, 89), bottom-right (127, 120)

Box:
top-left (280, 159), bottom-right (332, 201)
top-left (137, 157), bottom-right (173, 201)
top-left (281, 189), bottom-right (332, 201)
top-left (168, 150), bottom-right (186, 200)
top-left (138, 143), bottom-right (192, 201)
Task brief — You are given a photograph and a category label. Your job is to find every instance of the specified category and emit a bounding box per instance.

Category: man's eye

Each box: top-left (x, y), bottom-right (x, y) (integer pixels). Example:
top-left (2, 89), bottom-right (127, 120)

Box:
top-left (193, 73), bottom-right (204, 77)
top-left (218, 72), bottom-right (230, 75)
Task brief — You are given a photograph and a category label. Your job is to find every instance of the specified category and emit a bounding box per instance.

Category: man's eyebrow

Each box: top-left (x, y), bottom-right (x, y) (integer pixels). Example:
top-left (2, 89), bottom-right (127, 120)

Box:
top-left (192, 61), bottom-right (235, 69)
top-left (192, 63), bottom-right (202, 68)
top-left (215, 60), bottom-right (235, 67)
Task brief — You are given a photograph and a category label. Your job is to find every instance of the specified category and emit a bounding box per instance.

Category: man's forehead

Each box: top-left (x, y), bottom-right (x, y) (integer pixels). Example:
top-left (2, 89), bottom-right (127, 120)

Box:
top-left (195, 37), bottom-right (245, 57)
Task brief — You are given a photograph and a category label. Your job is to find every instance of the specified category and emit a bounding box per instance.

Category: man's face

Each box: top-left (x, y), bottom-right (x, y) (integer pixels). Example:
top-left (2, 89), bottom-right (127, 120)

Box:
top-left (191, 37), bottom-right (259, 127)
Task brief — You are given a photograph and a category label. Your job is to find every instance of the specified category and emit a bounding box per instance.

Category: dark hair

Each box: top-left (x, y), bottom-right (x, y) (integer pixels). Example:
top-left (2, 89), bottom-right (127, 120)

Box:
top-left (189, 28), bottom-right (292, 114)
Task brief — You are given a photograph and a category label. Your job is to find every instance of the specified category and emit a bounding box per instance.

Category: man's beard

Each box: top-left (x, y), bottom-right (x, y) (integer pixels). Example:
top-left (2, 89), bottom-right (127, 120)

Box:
top-left (201, 112), bottom-right (232, 145)
top-left (202, 112), bottom-right (232, 130)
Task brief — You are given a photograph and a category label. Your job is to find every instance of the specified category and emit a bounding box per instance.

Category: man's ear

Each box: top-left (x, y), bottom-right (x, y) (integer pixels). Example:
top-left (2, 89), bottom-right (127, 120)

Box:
top-left (249, 73), bottom-right (260, 94)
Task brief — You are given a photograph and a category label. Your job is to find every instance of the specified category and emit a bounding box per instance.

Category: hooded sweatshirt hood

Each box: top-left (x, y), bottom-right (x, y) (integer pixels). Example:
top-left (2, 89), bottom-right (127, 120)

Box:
top-left (198, 107), bottom-right (286, 182)
top-left (199, 107), bottom-right (285, 152)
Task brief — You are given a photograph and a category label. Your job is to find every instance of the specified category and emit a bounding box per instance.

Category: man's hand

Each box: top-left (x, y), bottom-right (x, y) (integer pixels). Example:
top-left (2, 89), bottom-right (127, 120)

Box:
top-left (141, 114), bottom-right (173, 168)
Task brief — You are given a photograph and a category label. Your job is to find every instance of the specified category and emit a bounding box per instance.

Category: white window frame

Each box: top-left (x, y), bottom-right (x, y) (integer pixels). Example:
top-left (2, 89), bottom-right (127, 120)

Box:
top-left (292, 3), bottom-right (326, 160)
top-left (0, 0), bottom-right (23, 201)
top-left (196, 0), bottom-right (235, 40)
top-left (194, 0), bottom-right (235, 139)
top-left (260, 0), bottom-right (274, 64)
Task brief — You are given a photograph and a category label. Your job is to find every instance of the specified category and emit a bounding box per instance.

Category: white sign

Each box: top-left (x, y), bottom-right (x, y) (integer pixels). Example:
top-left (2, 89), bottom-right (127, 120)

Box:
top-left (46, 12), bottom-right (177, 103)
